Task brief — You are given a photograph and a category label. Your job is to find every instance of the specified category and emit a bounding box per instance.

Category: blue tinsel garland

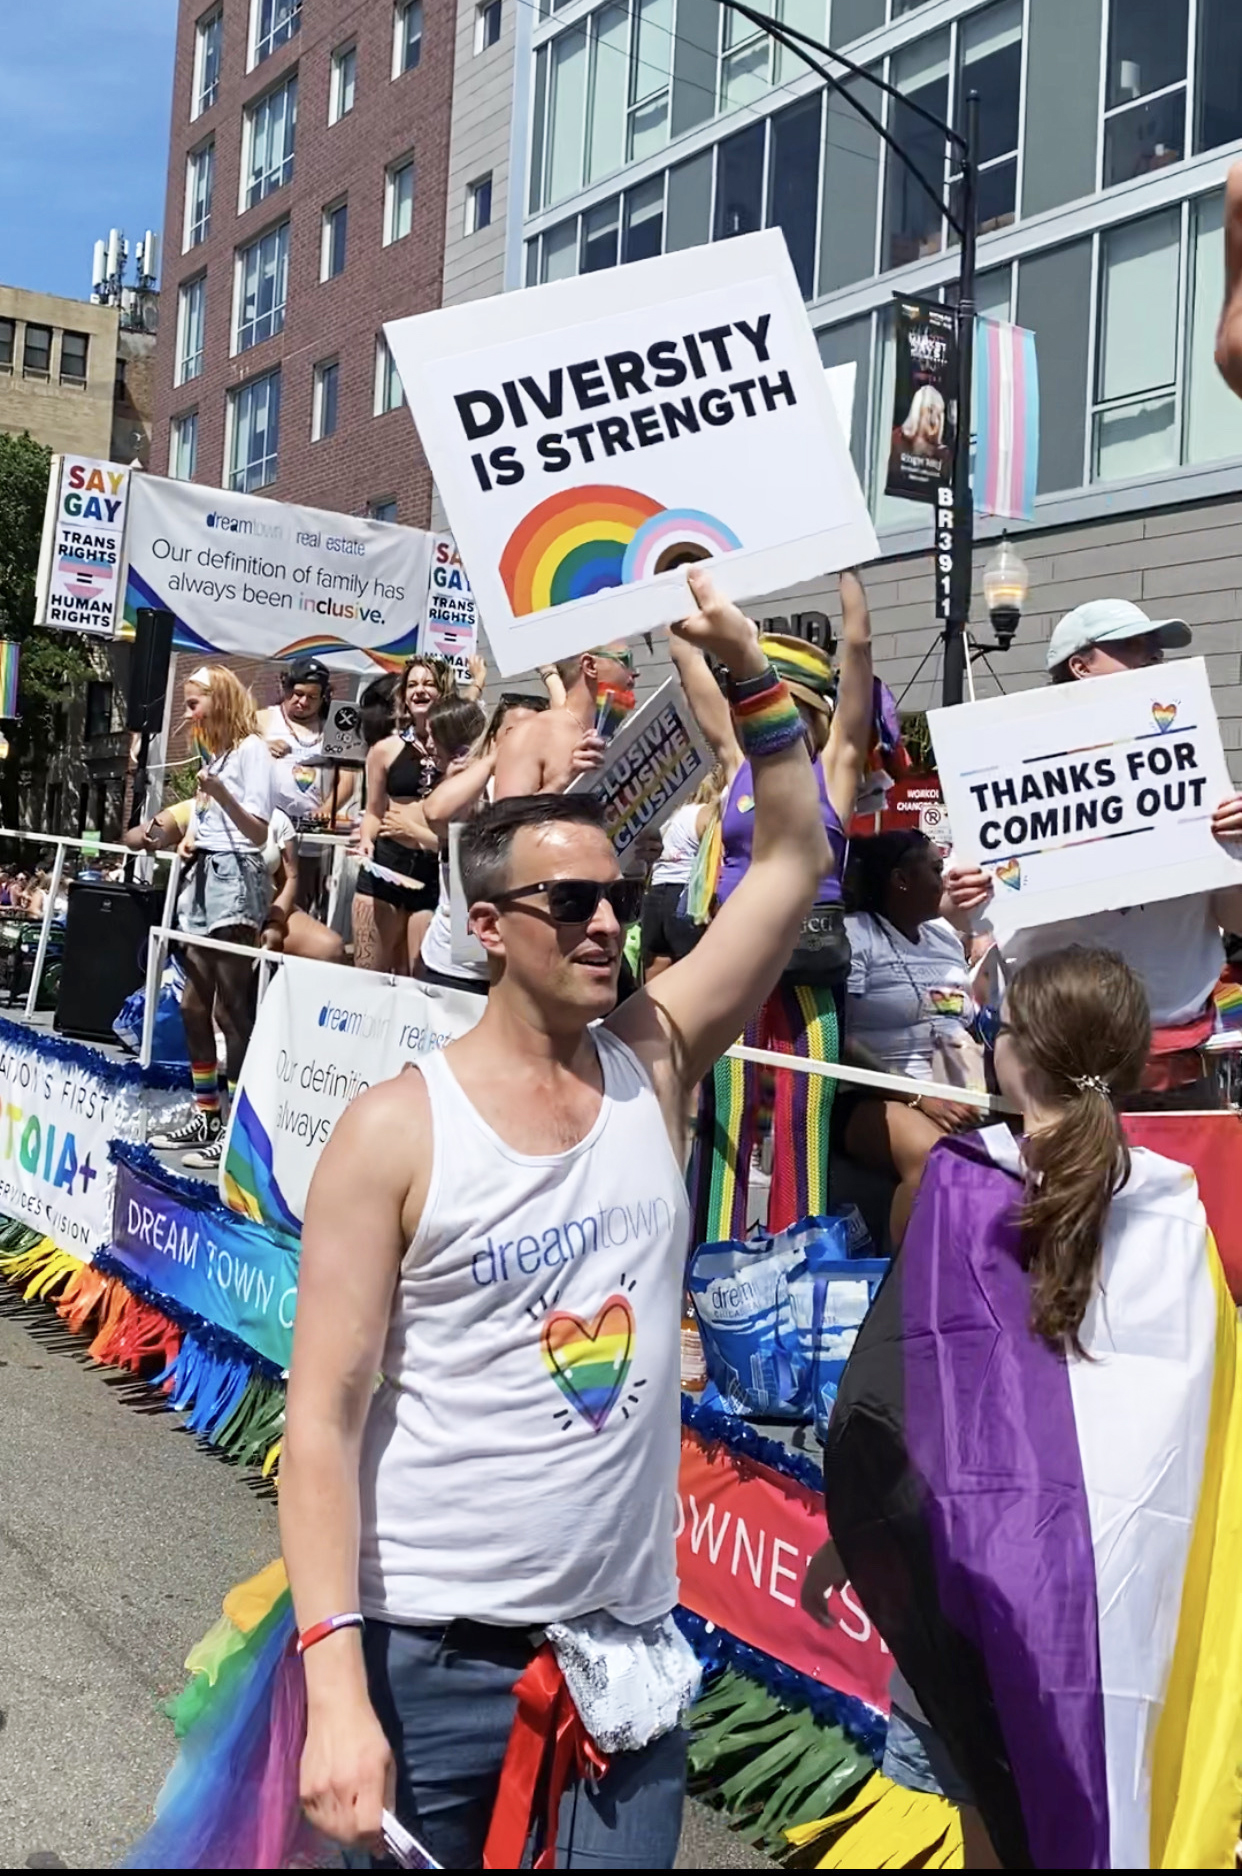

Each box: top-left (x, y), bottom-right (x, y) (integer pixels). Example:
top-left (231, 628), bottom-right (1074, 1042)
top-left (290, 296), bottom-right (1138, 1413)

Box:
top-left (111, 1138), bottom-right (232, 1212)
top-left (675, 1607), bottom-right (887, 1760)
top-left (92, 1246), bottom-right (286, 1383)
top-left (0, 1014), bottom-right (188, 1091)
top-left (681, 1391), bottom-right (825, 1495)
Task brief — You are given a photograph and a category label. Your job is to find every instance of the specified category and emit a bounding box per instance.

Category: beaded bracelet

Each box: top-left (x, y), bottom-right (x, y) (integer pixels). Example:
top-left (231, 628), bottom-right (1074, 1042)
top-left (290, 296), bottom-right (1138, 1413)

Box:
top-left (730, 665), bottom-right (805, 762)
top-left (296, 1612), bottom-right (365, 1656)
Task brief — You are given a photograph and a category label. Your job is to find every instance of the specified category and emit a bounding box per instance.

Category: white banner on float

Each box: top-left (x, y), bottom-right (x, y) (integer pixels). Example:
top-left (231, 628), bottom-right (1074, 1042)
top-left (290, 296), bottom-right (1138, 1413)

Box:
top-left (929, 656), bottom-right (1242, 930)
top-left (122, 475), bottom-right (435, 673)
top-left (0, 1028), bottom-right (145, 1257)
top-left (384, 229), bottom-right (878, 675)
top-left (35, 455), bottom-right (132, 635)
top-left (220, 956), bottom-right (483, 1233)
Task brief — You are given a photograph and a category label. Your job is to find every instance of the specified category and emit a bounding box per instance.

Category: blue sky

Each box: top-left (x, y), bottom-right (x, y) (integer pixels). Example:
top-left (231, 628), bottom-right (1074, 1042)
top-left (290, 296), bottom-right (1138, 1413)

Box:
top-left (0, 3), bottom-right (177, 302)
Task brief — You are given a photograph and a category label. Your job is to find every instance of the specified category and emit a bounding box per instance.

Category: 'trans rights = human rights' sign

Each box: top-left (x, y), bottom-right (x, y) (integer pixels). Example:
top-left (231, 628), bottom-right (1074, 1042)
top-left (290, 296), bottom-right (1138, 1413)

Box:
top-left (383, 230), bottom-right (878, 676)
top-left (928, 657), bottom-right (1242, 931)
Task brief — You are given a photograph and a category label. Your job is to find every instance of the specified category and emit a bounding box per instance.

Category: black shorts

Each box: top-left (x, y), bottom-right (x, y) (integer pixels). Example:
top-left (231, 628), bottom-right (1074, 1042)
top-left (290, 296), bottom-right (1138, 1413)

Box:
top-left (641, 881), bottom-right (702, 964)
top-left (356, 835), bottom-right (437, 912)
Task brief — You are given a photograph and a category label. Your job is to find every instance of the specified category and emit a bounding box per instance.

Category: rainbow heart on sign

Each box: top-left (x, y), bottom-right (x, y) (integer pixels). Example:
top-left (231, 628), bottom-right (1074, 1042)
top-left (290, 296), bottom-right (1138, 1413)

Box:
top-left (541, 1294), bottom-right (634, 1431)
top-left (1151, 702), bottom-right (1178, 733)
top-left (995, 858), bottom-right (1022, 891)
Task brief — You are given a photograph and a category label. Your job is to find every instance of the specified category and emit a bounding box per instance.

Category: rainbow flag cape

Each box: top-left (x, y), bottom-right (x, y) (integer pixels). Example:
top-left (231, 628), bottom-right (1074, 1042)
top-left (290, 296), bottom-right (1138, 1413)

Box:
top-left (973, 318), bottom-right (1039, 522)
top-left (824, 1125), bottom-right (1242, 1869)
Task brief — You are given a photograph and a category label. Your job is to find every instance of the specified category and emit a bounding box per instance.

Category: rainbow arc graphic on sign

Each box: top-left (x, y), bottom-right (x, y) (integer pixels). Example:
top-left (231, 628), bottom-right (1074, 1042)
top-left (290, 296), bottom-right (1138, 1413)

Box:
top-left (500, 486), bottom-right (742, 617)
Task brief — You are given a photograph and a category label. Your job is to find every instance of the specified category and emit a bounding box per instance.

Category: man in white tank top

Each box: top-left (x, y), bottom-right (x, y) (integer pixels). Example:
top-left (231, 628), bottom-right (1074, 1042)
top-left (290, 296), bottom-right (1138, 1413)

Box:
top-left (279, 569), bottom-right (834, 1867)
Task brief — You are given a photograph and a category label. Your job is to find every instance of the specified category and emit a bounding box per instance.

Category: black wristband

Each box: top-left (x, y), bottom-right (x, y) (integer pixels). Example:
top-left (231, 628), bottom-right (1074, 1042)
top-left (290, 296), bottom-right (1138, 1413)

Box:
top-left (726, 660), bottom-right (780, 704)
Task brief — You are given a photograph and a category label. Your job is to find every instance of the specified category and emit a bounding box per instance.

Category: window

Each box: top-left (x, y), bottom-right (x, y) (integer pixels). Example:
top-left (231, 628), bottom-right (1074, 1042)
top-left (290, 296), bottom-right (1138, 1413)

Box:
top-left (1093, 209), bottom-right (1181, 481)
top-left (720, 3), bottom-right (771, 112)
top-left (115, 356), bottom-right (129, 402)
top-left (1196, 0), bottom-right (1242, 154)
top-left (394, 1), bottom-right (423, 76)
top-left (85, 682), bottom-right (113, 742)
top-left (1022, 0), bottom-right (1101, 219)
top-left (767, 94), bottom-right (821, 299)
top-left (170, 411), bottom-right (199, 479)
top-left (0, 318), bottom-right (13, 370)
top-left (369, 498), bottom-right (398, 522)
top-left (629, 0), bottom-right (671, 160)
top-left (228, 369), bottom-right (281, 490)
top-left (374, 336), bottom-right (403, 414)
top-left (313, 359), bottom-right (340, 440)
top-left (714, 122), bottom-right (765, 240)
top-left (385, 157), bottom-right (416, 242)
top-left (330, 43), bottom-right (357, 122)
top-left (253, 0), bottom-right (301, 66)
top-left (623, 175), bottom-right (664, 262)
top-left (185, 142), bottom-right (214, 248)
top-left (243, 75), bottom-right (297, 209)
top-left (957, 0), bottom-right (1021, 235)
top-left (1186, 189), bottom-right (1238, 463)
top-left (666, 151), bottom-right (713, 251)
top-left (467, 175), bottom-right (493, 234)
top-left (21, 326), bottom-right (50, 378)
top-left (321, 199), bottom-right (348, 278)
top-left (817, 315), bottom-right (872, 478)
top-left (476, 0), bottom-right (502, 51)
top-left (820, 74), bottom-right (880, 293)
top-left (541, 218), bottom-right (579, 281)
top-left (582, 197), bottom-right (619, 271)
top-left (834, 0), bottom-right (885, 41)
top-left (176, 276), bottom-right (207, 383)
top-left (587, 3), bottom-right (627, 183)
top-left (1103, 0), bottom-right (1188, 188)
top-left (1016, 238), bottom-right (1093, 494)
top-left (235, 222), bottom-right (289, 351)
top-left (193, 7), bottom-right (222, 116)
top-left (547, 24), bottom-right (588, 204)
top-left (883, 33), bottom-right (949, 269)
top-left (60, 330), bottom-right (89, 384)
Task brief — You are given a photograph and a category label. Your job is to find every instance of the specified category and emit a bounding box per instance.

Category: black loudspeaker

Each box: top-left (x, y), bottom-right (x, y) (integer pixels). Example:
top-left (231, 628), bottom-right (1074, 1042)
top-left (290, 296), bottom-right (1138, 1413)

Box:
top-left (127, 607), bottom-right (175, 733)
top-left (54, 881), bottom-right (165, 1042)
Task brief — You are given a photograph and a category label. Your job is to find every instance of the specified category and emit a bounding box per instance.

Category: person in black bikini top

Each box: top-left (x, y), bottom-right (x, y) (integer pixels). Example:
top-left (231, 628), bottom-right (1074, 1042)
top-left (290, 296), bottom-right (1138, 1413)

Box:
top-left (353, 657), bottom-right (451, 973)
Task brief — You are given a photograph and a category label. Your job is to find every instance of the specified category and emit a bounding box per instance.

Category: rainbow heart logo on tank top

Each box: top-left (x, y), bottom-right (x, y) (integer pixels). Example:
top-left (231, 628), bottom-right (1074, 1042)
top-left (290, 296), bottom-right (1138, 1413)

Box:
top-left (541, 1295), bottom-right (634, 1431)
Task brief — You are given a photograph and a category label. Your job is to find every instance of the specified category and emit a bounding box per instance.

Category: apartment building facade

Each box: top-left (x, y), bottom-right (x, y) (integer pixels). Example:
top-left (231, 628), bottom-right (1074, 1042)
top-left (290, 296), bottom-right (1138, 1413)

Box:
top-left (437, 0), bottom-right (1242, 748)
top-left (152, 0), bottom-right (457, 528)
top-left (0, 288), bottom-right (121, 459)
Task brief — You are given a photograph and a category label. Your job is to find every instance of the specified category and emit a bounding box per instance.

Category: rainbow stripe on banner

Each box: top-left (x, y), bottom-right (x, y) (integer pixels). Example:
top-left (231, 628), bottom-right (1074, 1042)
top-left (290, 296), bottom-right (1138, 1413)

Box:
top-left (974, 317), bottom-right (1039, 522)
top-left (0, 640), bottom-right (20, 721)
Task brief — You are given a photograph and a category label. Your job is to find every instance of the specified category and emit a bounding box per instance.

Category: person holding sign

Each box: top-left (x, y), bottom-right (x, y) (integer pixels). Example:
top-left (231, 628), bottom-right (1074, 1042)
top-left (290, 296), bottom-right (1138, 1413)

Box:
top-left (491, 643), bottom-right (629, 797)
top-left (945, 598), bottom-right (1242, 1106)
top-left (279, 570), bottom-right (831, 1866)
top-left (673, 570), bottom-right (875, 1241)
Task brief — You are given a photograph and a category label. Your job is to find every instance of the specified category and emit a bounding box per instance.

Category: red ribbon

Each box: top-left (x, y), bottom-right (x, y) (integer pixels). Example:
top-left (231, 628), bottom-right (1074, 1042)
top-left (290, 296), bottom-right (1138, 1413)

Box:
top-left (482, 1646), bottom-right (609, 1870)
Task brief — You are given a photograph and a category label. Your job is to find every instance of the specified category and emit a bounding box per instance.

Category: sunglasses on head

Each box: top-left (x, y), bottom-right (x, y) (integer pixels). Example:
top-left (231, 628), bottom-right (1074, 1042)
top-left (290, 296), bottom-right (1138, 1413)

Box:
top-left (491, 877), bottom-right (645, 926)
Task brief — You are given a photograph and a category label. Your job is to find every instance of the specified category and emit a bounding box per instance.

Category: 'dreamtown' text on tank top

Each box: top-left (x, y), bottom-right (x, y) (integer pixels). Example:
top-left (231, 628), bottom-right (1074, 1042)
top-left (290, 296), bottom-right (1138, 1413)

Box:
top-left (357, 1028), bottom-right (689, 1627)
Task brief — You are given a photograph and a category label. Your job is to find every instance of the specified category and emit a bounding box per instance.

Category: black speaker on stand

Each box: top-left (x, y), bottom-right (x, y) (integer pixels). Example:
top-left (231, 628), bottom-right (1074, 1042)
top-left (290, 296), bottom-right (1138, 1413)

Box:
top-left (127, 607), bottom-right (175, 832)
top-left (54, 880), bottom-right (165, 1042)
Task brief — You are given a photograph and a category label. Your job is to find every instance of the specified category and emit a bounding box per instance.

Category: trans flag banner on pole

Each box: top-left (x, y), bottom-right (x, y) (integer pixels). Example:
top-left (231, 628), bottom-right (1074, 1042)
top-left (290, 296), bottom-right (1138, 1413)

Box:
top-left (973, 317), bottom-right (1039, 522)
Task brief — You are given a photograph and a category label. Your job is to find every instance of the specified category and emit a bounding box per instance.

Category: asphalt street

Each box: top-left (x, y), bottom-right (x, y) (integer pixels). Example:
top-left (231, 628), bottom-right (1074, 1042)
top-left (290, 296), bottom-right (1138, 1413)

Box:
top-left (0, 1288), bottom-right (765, 1869)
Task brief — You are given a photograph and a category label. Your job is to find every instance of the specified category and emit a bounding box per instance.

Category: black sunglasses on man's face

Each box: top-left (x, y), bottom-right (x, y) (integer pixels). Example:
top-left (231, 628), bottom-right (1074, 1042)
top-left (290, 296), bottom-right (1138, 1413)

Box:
top-left (490, 877), bottom-right (644, 927)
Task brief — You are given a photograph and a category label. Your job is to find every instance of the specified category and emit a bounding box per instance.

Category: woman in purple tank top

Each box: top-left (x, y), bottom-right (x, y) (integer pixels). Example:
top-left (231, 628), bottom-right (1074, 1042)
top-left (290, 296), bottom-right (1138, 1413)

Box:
top-left (672, 571), bottom-right (877, 1244)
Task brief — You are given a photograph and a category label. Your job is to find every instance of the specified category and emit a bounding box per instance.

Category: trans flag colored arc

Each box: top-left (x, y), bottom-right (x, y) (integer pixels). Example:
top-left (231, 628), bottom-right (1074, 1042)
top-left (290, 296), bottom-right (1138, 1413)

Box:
top-left (499, 486), bottom-right (742, 617)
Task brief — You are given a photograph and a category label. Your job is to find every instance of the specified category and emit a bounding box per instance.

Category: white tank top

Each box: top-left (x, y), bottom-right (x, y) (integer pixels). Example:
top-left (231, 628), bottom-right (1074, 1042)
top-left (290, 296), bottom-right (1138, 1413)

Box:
top-left (650, 803), bottom-right (701, 887)
top-left (420, 852), bottom-right (488, 981)
top-left (358, 1028), bottom-right (689, 1627)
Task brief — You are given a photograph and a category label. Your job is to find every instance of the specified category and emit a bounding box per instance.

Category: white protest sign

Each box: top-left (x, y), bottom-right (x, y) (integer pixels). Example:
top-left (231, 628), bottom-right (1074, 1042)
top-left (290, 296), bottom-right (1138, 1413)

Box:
top-left (35, 455), bottom-right (131, 635)
top-left (928, 657), bottom-right (1242, 929)
top-left (424, 533), bottom-right (479, 685)
top-left (567, 677), bottom-right (712, 864)
top-left (123, 475), bottom-right (434, 672)
top-left (384, 229), bottom-right (878, 676)
top-left (448, 823), bottom-right (487, 968)
top-left (824, 362), bottom-right (857, 448)
top-left (220, 956), bottom-right (482, 1231)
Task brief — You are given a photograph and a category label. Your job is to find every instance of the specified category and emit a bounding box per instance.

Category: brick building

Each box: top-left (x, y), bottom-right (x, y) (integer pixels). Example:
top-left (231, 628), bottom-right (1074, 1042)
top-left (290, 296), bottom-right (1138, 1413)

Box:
top-left (152, 0), bottom-right (454, 529)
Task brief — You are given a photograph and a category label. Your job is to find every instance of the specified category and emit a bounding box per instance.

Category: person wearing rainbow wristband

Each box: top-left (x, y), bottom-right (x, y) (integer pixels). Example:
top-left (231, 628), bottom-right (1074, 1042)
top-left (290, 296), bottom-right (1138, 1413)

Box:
top-left (277, 568), bottom-right (831, 1867)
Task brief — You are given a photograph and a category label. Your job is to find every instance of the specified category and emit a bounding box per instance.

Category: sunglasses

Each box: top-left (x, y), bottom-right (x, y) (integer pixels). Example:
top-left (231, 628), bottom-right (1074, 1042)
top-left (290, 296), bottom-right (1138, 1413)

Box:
top-left (491, 877), bottom-right (645, 926)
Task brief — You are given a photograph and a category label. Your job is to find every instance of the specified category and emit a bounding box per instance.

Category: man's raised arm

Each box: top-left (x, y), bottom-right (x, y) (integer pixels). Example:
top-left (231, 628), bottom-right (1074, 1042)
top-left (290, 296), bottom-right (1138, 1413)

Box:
top-left (612, 568), bottom-right (829, 1089)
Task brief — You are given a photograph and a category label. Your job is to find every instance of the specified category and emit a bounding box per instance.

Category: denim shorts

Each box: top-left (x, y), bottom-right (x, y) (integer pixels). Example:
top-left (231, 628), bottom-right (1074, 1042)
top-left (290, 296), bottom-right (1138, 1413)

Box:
top-left (882, 1703), bottom-right (975, 1808)
top-left (178, 850), bottom-right (271, 935)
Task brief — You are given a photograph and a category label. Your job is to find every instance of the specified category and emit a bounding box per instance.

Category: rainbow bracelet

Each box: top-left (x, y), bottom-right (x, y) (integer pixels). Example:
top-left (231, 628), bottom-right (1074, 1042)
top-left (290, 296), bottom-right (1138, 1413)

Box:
top-left (730, 666), bottom-right (805, 762)
top-left (296, 1612), bottom-right (365, 1656)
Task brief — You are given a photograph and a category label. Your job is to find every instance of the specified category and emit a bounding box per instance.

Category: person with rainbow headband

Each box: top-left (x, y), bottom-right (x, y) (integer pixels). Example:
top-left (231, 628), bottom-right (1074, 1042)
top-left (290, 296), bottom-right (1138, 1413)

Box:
top-left (673, 572), bottom-right (876, 1241)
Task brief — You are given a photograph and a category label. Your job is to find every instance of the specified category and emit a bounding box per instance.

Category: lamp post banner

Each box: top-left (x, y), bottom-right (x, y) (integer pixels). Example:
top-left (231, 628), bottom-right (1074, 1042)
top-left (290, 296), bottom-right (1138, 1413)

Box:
top-left (885, 298), bottom-right (959, 506)
top-left (383, 229), bottom-right (878, 675)
top-left (121, 474), bottom-right (435, 672)
top-left (928, 657), bottom-right (1242, 929)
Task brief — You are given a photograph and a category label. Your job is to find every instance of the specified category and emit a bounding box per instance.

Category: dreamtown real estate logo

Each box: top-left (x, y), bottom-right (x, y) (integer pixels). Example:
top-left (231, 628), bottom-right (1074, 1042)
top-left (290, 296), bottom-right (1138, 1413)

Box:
top-left (318, 1000), bottom-right (392, 1042)
top-left (205, 511), bottom-right (285, 541)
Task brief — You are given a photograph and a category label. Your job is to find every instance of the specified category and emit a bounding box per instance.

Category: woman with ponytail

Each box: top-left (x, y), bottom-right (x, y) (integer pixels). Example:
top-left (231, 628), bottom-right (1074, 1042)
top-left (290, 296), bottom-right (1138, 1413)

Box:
top-left (149, 666), bottom-right (276, 1169)
top-left (813, 946), bottom-right (1242, 1870)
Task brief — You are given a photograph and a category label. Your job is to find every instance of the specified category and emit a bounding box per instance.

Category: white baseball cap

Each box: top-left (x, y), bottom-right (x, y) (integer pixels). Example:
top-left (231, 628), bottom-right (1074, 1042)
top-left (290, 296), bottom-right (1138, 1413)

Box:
top-left (1045, 598), bottom-right (1191, 671)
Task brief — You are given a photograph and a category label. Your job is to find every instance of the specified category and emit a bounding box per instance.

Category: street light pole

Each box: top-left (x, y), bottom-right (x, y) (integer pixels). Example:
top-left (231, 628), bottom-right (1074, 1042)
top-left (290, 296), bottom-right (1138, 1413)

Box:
top-left (712, 4), bottom-right (979, 706)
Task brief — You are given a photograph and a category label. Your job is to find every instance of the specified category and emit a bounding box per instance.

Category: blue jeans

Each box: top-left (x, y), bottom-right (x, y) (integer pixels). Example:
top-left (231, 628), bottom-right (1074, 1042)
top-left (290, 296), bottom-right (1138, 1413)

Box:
top-left (348, 1617), bottom-right (687, 1869)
